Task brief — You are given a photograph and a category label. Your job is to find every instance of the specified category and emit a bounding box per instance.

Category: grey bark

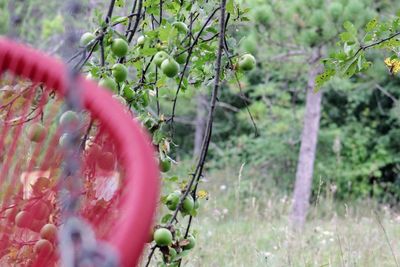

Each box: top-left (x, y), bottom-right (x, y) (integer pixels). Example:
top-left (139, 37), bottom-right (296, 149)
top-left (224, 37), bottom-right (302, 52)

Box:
top-left (193, 92), bottom-right (208, 157)
top-left (290, 49), bottom-right (323, 229)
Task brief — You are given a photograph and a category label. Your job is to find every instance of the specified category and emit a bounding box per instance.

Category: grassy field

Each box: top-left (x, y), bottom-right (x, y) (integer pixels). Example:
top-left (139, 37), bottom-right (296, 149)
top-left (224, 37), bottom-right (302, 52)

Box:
top-left (180, 168), bottom-right (400, 267)
top-left (144, 166), bottom-right (400, 267)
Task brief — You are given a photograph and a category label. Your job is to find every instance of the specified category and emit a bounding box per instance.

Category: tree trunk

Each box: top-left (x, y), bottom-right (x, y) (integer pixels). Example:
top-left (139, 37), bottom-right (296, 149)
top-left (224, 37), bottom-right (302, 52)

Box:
top-left (193, 92), bottom-right (207, 157)
top-left (290, 51), bottom-right (323, 229)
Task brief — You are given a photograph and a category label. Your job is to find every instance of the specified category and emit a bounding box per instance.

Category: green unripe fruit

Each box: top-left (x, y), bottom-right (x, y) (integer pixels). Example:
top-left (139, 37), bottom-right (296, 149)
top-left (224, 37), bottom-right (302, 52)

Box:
top-left (153, 228), bottom-right (173, 246)
top-left (111, 38), bottom-right (129, 57)
top-left (99, 77), bottom-right (117, 92)
top-left (175, 52), bottom-right (188, 65)
top-left (123, 86), bottom-right (134, 101)
top-left (161, 59), bottom-right (179, 78)
top-left (160, 159), bottom-right (171, 173)
top-left (166, 191), bottom-right (181, 211)
top-left (80, 32), bottom-right (99, 51)
top-left (153, 51), bottom-right (169, 67)
top-left (183, 235), bottom-right (196, 250)
top-left (181, 195), bottom-right (194, 214)
top-left (112, 63), bottom-right (128, 83)
top-left (238, 54), bottom-right (256, 71)
top-left (137, 35), bottom-right (145, 45)
top-left (59, 110), bottom-right (80, 127)
top-left (194, 200), bottom-right (199, 210)
top-left (172, 22), bottom-right (188, 34)
top-left (27, 123), bottom-right (46, 143)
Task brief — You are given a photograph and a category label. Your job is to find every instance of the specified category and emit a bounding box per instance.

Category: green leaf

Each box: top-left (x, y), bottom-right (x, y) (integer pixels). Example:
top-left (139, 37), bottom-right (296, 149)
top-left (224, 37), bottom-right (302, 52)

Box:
top-left (115, 0), bottom-right (125, 7)
top-left (158, 24), bottom-right (178, 42)
top-left (164, 176), bottom-right (179, 182)
top-left (315, 68), bottom-right (335, 90)
top-left (365, 18), bottom-right (378, 32)
top-left (340, 32), bottom-right (354, 43)
top-left (161, 214), bottom-right (173, 224)
top-left (227, 0), bottom-right (234, 13)
top-left (343, 21), bottom-right (357, 35)
top-left (141, 47), bottom-right (158, 56)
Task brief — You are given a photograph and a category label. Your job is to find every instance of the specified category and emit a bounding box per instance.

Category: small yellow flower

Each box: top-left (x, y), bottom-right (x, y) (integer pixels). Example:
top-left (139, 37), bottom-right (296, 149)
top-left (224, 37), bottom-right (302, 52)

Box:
top-left (384, 57), bottom-right (400, 74)
top-left (197, 190), bottom-right (209, 199)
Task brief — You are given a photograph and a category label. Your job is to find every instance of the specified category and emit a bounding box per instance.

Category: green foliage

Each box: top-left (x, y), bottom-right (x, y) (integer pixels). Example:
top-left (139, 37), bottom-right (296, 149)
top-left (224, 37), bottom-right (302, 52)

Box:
top-left (41, 14), bottom-right (64, 39)
top-left (199, 0), bottom-right (400, 204)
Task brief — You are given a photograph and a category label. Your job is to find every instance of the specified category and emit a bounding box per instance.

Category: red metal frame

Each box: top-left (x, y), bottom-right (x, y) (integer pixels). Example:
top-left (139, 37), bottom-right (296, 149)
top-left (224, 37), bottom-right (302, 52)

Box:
top-left (0, 38), bottom-right (159, 267)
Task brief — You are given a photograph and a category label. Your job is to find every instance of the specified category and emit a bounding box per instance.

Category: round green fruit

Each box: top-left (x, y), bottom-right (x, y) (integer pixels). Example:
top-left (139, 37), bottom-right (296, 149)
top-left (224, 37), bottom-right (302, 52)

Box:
top-left (173, 22), bottom-right (188, 34)
top-left (175, 52), bottom-right (188, 65)
top-left (166, 191), bottom-right (181, 211)
top-left (137, 35), bottom-right (145, 45)
top-left (161, 59), bottom-right (179, 78)
top-left (123, 87), bottom-right (135, 101)
top-left (153, 228), bottom-right (173, 246)
top-left (112, 63), bottom-right (128, 83)
top-left (153, 51), bottom-right (169, 67)
top-left (183, 235), bottom-right (196, 250)
top-left (99, 77), bottom-right (117, 92)
top-left (160, 159), bottom-right (171, 173)
top-left (80, 32), bottom-right (99, 51)
top-left (238, 54), bottom-right (256, 71)
top-left (27, 123), bottom-right (46, 143)
top-left (181, 195), bottom-right (194, 214)
top-left (59, 110), bottom-right (80, 127)
top-left (111, 38), bottom-right (129, 57)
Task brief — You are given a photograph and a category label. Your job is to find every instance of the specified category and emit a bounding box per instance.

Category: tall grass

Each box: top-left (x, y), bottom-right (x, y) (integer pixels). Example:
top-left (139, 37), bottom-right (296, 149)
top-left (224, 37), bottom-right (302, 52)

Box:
top-left (179, 167), bottom-right (400, 267)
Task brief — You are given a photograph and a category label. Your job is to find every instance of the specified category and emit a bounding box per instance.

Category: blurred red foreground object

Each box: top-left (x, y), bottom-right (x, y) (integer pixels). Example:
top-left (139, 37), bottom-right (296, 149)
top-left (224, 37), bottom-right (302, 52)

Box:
top-left (0, 38), bottom-right (159, 267)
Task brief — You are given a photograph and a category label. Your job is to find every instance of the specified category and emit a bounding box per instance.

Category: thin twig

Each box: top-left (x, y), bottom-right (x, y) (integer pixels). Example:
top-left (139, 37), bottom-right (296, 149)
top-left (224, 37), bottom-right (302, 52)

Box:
top-left (177, 0), bottom-right (227, 247)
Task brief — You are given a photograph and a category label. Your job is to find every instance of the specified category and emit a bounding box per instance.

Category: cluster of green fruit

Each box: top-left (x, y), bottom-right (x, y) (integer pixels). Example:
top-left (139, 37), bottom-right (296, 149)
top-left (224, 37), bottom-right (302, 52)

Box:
top-left (58, 110), bottom-right (81, 148)
top-left (152, 227), bottom-right (196, 264)
top-left (81, 32), bottom-right (130, 92)
top-left (165, 191), bottom-right (198, 216)
top-left (153, 50), bottom-right (183, 78)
